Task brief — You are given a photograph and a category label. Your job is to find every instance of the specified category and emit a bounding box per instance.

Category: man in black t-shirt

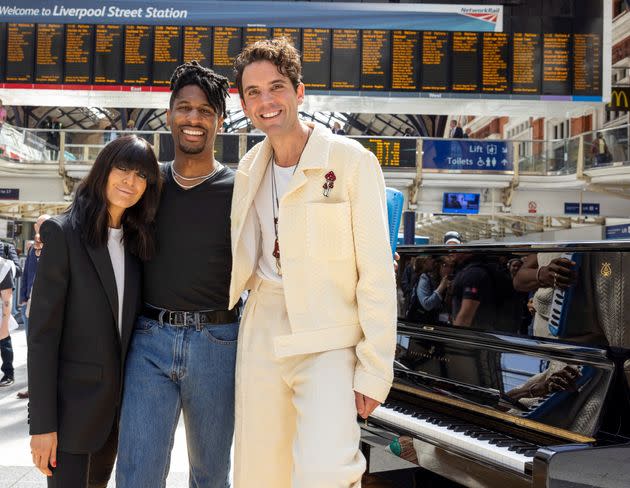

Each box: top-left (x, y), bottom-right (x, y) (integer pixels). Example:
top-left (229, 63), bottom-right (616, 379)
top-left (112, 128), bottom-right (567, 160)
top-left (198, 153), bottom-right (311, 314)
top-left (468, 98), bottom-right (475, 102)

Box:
top-left (116, 62), bottom-right (237, 488)
top-left (451, 255), bottom-right (496, 329)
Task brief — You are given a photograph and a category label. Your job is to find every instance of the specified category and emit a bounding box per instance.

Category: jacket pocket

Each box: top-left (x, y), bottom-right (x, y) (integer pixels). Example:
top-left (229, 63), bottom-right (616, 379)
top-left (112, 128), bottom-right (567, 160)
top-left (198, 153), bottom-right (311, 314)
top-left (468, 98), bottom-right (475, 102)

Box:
top-left (305, 201), bottom-right (353, 260)
top-left (59, 360), bottom-right (103, 383)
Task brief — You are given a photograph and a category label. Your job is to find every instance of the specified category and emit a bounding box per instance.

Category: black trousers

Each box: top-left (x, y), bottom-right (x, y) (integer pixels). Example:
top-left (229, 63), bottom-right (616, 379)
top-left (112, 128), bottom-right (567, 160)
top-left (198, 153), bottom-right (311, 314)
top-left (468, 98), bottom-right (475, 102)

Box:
top-left (0, 336), bottom-right (13, 378)
top-left (47, 421), bottom-right (118, 488)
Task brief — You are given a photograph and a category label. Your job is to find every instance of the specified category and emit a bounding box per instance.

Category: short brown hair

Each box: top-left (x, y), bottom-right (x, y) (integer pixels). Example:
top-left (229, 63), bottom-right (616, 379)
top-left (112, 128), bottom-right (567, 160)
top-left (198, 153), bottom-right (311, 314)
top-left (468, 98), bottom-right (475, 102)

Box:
top-left (234, 37), bottom-right (302, 99)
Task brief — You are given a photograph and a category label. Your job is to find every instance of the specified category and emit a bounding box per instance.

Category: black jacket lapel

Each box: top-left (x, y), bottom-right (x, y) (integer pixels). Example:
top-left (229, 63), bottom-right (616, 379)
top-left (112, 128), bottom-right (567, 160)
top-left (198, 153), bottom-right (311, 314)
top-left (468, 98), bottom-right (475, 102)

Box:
top-left (85, 244), bottom-right (119, 336)
top-left (121, 250), bottom-right (139, 357)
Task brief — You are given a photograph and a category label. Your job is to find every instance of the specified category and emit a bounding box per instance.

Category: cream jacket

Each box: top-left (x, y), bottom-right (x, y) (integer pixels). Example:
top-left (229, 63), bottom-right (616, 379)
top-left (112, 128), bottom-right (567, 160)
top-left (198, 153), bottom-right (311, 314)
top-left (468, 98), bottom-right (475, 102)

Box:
top-left (229, 124), bottom-right (397, 402)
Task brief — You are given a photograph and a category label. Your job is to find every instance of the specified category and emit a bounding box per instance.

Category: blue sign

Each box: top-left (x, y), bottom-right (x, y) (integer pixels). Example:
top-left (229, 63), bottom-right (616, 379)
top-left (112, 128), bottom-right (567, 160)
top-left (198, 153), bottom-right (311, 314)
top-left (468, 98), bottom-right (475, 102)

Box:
top-left (0, 189), bottom-right (19, 200)
top-left (581, 203), bottom-right (600, 215)
top-left (0, 2), bottom-right (503, 30)
top-left (422, 139), bottom-right (513, 172)
top-left (605, 224), bottom-right (630, 240)
top-left (565, 202), bottom-right (600, 215)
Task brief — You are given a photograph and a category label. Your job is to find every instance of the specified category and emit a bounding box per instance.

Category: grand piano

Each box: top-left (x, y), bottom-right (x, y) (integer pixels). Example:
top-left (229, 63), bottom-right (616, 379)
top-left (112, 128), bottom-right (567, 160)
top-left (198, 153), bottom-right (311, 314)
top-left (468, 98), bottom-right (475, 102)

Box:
top-left (361, 242), bottom-right (630, 488)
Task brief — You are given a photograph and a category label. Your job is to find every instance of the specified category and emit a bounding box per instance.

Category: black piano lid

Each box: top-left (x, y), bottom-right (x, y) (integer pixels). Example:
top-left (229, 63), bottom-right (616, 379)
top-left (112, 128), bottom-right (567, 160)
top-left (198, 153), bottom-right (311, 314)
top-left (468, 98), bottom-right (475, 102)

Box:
top-left (393, 324), bottom-right (614, 444)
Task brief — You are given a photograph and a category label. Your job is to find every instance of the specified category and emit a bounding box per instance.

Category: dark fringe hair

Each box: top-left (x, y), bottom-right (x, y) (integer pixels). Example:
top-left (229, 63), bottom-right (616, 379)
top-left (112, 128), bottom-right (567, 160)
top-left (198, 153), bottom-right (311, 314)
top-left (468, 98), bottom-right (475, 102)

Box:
top-left (169, 61), bottom-right (230, 118)
top-left (234, 37), bottom-right (303, 100)
top-left (69, 135), bottom-right (162, 261)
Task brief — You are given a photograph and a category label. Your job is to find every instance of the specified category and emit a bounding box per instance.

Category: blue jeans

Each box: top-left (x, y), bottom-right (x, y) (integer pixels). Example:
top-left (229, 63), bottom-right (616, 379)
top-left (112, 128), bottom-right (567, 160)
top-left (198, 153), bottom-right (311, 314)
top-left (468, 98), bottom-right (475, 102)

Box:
top-left (116, 316), bottom-right (238, 488)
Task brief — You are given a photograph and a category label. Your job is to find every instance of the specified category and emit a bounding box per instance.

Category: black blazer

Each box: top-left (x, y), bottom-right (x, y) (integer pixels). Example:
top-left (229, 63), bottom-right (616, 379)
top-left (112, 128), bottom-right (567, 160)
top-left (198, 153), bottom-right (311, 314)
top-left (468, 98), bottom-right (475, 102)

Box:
top-left (27, 214), bottom-right (142, 454)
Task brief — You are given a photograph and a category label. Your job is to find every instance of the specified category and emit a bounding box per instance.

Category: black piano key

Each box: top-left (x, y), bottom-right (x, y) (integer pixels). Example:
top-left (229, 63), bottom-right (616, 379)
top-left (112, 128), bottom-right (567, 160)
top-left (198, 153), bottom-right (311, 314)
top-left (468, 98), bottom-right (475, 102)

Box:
top-left (508, 443), bottom-right (536, 452)
top-left (522, 450), bottom-right (538, 457)
top-left (496, 439), bottom-right (525, 447)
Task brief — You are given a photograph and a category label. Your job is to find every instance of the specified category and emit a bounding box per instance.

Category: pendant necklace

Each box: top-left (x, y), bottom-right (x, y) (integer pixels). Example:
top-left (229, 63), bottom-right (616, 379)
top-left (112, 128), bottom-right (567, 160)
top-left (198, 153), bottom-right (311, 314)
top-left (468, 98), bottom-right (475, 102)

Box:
top-left (270, 128), bottom-right (313, 275)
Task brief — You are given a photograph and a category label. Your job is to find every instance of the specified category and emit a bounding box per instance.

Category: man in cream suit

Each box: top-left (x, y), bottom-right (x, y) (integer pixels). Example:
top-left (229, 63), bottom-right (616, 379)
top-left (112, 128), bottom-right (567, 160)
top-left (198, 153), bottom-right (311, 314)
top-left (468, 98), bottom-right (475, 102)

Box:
top-left (229, 38), bottom-right (397, 487)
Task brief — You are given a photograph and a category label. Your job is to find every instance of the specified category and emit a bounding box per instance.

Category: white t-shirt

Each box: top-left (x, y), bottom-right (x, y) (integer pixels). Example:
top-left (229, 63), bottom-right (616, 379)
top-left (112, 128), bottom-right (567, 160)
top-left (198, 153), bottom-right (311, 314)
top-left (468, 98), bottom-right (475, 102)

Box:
top-left (107, 227), bottom-right (125, 333)
top-left (254, 162), bottom-right (296, 283)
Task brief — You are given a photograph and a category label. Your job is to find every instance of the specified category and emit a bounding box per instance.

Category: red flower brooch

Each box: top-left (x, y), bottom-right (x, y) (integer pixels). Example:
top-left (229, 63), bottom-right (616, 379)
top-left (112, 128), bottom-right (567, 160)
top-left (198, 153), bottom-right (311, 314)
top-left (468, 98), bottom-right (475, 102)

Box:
top-left (323, 171), bottom-right (336, 197)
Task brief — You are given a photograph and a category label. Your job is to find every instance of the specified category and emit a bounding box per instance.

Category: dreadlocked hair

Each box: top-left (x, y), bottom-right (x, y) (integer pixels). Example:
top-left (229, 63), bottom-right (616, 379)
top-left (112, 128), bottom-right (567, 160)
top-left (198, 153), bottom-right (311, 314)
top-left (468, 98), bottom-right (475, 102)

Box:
top-left (169, 61), bottom-right (230, 118)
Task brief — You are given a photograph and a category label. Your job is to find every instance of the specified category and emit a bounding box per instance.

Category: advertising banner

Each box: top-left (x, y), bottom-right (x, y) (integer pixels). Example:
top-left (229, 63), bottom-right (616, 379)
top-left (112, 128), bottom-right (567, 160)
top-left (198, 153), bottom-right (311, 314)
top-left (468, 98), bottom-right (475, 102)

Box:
top-left (0, 2), bottom-right (504, 30)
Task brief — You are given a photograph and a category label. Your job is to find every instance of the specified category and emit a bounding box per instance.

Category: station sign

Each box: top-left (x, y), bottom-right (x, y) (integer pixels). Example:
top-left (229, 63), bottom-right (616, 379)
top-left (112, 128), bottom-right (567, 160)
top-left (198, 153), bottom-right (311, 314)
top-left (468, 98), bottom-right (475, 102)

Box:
top-left (422, 139), bottom-right (513, 172)
top-left (605, 224), bottom-right (630, 240)
top-left (0, 188), bottom-right (19, 200)
top-left (564, 202), bottom-right (600, 215)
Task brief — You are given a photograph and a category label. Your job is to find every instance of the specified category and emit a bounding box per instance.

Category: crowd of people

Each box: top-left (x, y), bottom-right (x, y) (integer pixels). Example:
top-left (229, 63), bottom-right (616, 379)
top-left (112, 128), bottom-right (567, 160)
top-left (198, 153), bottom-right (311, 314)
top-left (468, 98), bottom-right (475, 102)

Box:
top-left (1, 38), bottom-right (397, 488)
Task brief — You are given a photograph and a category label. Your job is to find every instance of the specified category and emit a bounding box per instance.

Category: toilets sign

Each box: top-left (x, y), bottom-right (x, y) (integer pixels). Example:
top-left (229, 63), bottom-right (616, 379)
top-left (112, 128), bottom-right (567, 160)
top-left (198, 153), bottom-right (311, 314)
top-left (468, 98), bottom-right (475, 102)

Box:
top-left (422, 139), bottom-right (513, 173)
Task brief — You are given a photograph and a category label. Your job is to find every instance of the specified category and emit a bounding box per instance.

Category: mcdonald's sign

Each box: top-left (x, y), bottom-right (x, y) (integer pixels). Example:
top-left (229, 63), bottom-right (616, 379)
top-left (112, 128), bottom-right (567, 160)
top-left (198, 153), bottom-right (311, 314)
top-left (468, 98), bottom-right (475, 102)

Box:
top-left (607, 87), bottom-right (630, 111)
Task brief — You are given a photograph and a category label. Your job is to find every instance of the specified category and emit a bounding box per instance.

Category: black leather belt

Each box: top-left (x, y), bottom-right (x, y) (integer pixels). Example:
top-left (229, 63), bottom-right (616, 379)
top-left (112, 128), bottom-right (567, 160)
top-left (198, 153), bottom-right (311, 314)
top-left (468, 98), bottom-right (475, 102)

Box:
top-left (142, 306), bottom-right (239, 327)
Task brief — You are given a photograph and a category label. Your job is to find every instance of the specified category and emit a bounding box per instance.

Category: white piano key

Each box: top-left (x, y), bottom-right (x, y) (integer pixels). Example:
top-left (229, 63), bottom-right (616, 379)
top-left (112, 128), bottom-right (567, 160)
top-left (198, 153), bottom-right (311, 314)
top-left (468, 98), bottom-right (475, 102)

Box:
top-left (370, 405), bottom-right (534, 473)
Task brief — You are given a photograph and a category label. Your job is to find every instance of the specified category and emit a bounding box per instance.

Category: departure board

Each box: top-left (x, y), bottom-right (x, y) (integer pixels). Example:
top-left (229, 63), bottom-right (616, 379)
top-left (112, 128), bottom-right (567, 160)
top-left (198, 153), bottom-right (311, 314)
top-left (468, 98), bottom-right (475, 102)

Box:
top-left (153, 26), bottom-right (182, 86)
top-left (124, 25), bottom-right (152, 85)
top-left (35, 24), bottom-right (64, 84)
top-left (451, 32), bottom-right (480, 92)
top-left (94, 24), bottom-right (123, 84)
top-left (212, 26), bottom-right (241, 82)
top-left (302, 28), bottom-right (331, 89)
top-left (244, 27), bottom-right (271, 47)
top-left (391, 30), bottom-right (419, 91)
top-left (422, 31), bottom-right (450, 92)
top-left (64, 24), bottom-right (93, 84)
top-left (183, 26), bottom-right (212, 68)
top-left (542, 32), bottom-right (571, 95)
top-left (0, 24), bottom-right (5, 81)
top-left (573, 32), bottom-right (601, 96)
top-left (361, 30), bottom-right (390, 91)
top-left (482, 32), bottom-right (509, 93)
top-left (358, 137), bottom-right (416, 168)
top-left (331, 29), bottom-right (361, 90)
top-left (512, 32), bottom-right (541, 94)
top-left (6, 23), bottom-right (36, 83)
top-left (273, 28), bottom-right (301, 52)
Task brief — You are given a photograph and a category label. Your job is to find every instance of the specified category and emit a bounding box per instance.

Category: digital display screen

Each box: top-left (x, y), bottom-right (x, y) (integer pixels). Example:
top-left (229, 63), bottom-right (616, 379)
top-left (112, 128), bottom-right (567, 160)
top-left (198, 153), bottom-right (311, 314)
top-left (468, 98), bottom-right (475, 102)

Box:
top-left (391, 30), bottom-right (419, 91)
top-left (358, 137), bottom-right (416, 168)
top-left (361, 30), bottom-right (390, 91)
top-left (451, 31), bottom-right (480, 92)
top-left (124, 25), bottom-right (152, 85)
top-left (6, 23), bottom-right (36, 82)
top-left (302, 28), bottom-right (331, 89)
top-left (482, 32), bottom-right (509, 93)
top-left (64, 24), bottom-right (93, 84)
top-left (153, 25), bottom-right (182, 86)
top-left (442, 192), bottom-right (480, 214)
top-left (273, 27), bottom-right (301, 52)
top-left (94, 24), bottom-right (123, 84)
top-left (0, 15), bottom-right (604, 100)
top-left (421, 31), bottom-right (450, 92)
top-left (212, 26), bottom-right (242, 82)
top-left (35, 24), bottom-right (64, 84)
top-left (331, 29), bottom-right (361, 90)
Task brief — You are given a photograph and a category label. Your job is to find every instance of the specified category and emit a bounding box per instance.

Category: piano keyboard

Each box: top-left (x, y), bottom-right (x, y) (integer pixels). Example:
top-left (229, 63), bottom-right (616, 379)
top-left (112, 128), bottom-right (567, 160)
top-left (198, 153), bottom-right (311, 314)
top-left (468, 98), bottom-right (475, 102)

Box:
top-left (370, 402), bottom-right (539, 474)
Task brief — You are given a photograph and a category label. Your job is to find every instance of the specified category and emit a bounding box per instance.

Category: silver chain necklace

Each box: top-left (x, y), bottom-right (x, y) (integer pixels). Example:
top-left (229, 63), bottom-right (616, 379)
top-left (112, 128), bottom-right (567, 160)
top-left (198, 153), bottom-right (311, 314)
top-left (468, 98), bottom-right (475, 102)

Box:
top-left (172, 162), bottom-right (221, 189)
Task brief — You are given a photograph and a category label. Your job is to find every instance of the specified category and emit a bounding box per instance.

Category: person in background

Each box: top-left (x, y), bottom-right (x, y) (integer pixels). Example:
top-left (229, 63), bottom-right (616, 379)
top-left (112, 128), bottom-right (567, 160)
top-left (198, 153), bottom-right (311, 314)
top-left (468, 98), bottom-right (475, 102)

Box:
top-left (0, 99), bottom-right (8, 127)
top-left (125, 120), bottom-right (136, 131)
top-left (449, 120), bottom-right (464, 138)
top-left (0, 254), bottom-right (17, 387)
top-left (27, 135), bottom-right (161, 487)
top-left (464, 128), bottom-right (472, 139)
top-left (16, 214), bottom-right (51, 400)
top-left (332, 121), bottom-right (346, 135)
top-left (591, 132), bottom-right (611, 166)
top-left (444, 230), bottom-right (462, 245)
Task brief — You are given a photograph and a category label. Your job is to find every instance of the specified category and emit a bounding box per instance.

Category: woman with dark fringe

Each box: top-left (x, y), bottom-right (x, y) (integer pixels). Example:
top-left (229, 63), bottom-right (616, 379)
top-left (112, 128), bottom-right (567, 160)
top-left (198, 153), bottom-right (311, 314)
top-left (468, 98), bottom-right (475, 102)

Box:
top-left (27, 135), bottom-right (161, 488)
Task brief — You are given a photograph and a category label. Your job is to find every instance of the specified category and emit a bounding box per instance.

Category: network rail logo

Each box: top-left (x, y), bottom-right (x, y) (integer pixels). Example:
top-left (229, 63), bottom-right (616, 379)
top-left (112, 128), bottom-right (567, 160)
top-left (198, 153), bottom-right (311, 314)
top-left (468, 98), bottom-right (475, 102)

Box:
top-left (459, 7), bottom-right (501, 25)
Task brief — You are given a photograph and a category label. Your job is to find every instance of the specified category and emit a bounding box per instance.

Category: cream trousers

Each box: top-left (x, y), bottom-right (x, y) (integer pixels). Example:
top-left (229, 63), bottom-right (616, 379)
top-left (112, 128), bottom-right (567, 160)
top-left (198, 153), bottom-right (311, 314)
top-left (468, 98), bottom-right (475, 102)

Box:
top-left (234, 278), bottom-right (365, 488)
